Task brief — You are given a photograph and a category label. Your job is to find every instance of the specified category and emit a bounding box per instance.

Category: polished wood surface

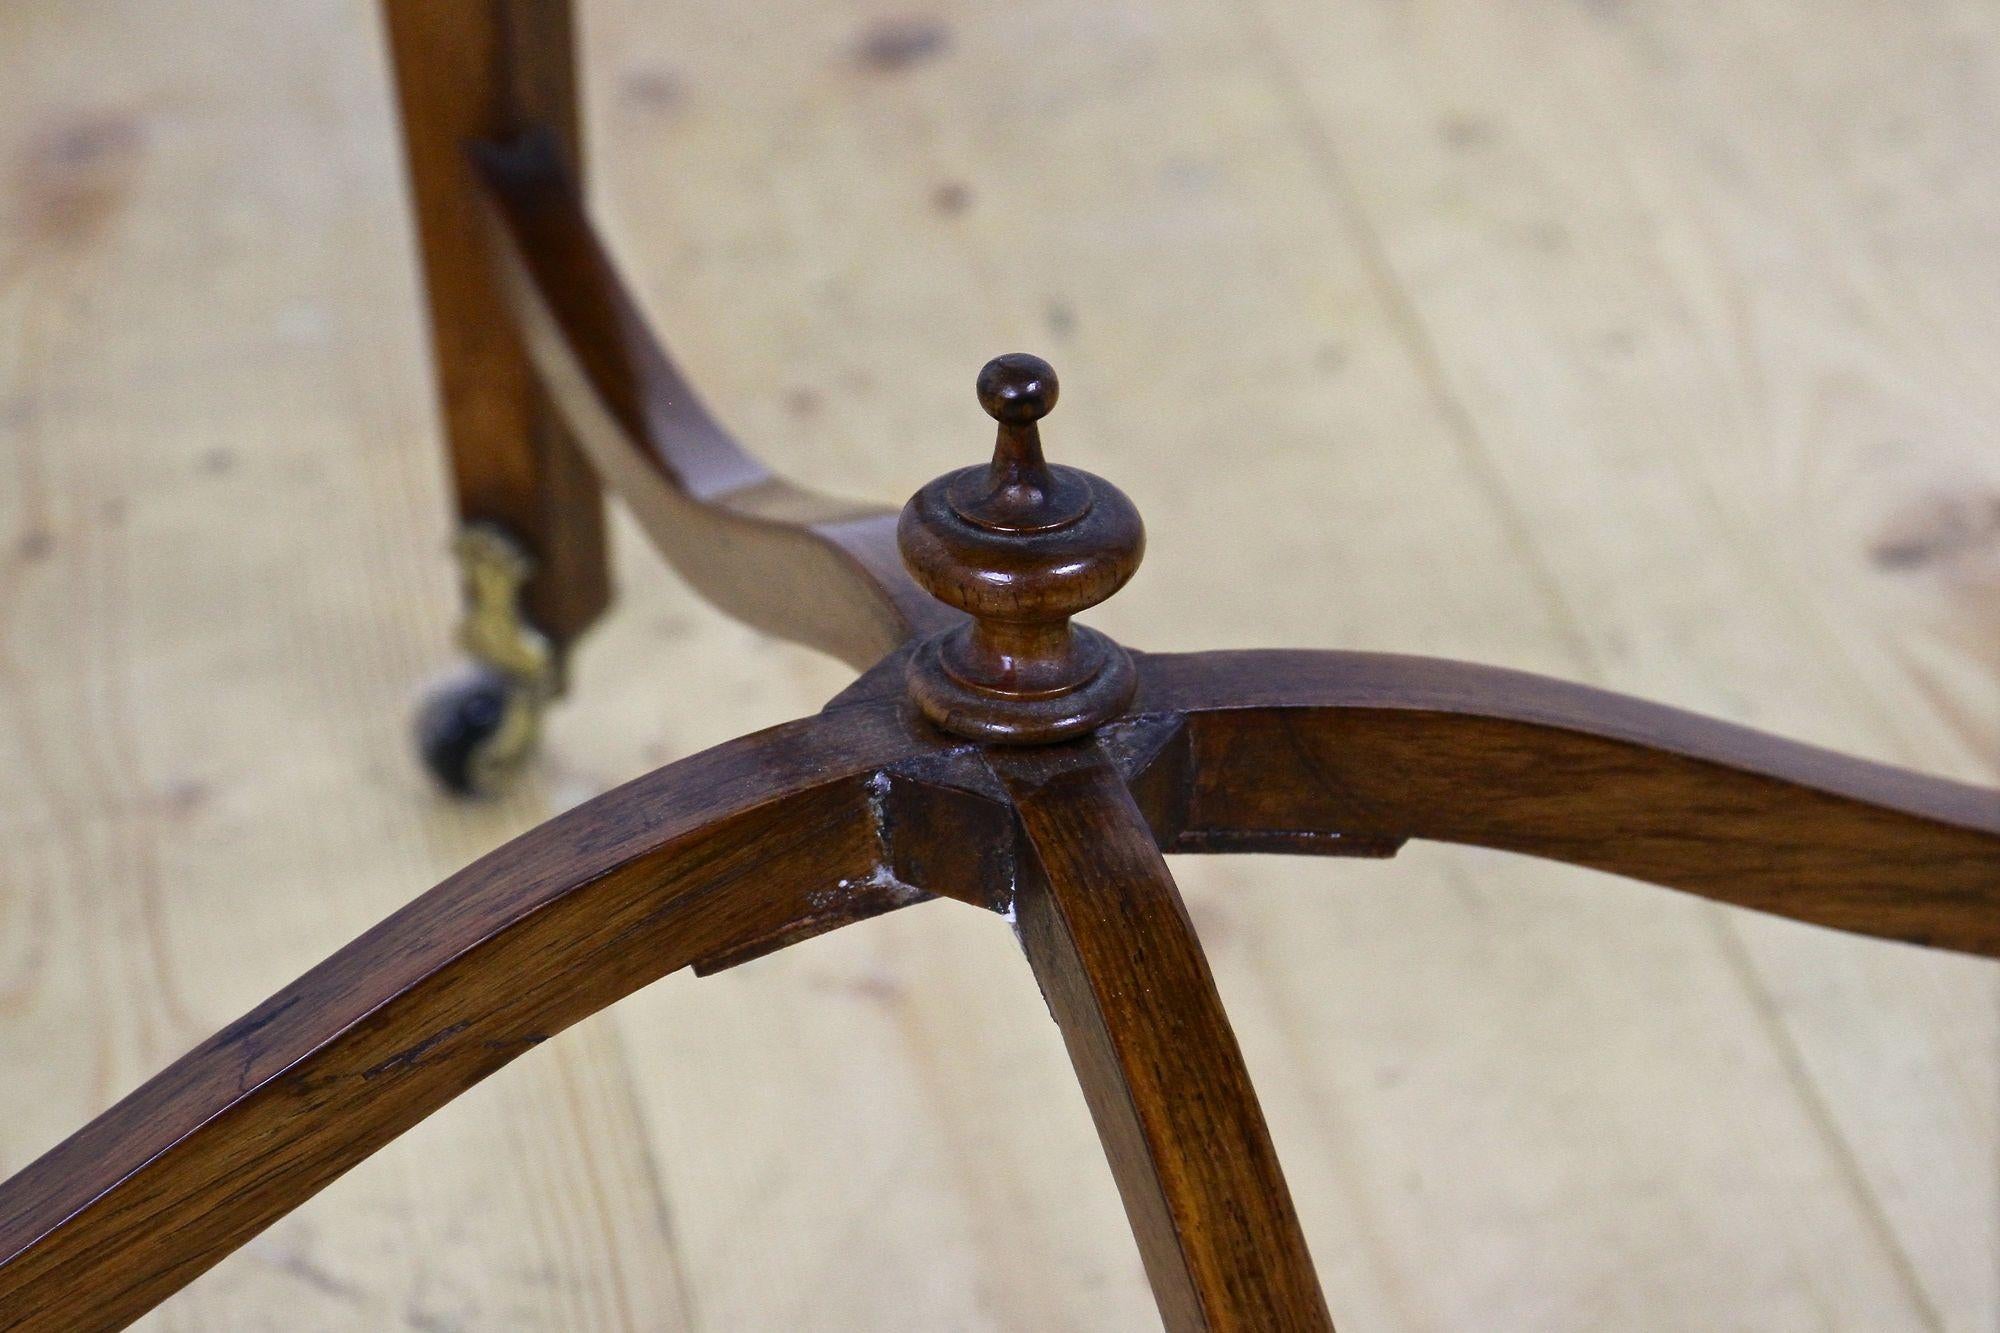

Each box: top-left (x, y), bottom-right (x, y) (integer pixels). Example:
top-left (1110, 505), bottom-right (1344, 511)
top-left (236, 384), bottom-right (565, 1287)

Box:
top-left (475, 130), bottom-right (955, 669)
top-left (380, 0), bottom-right (611, 649)
top-left (5, 0), bottom-right (1998, 1326)
top-left (0, 700), bottom-right (947, 1327)
top-left (5, 643), bottom-right (1992, 1324)
top-left (1005, 748), bottom-right (1331, 1331)
top-left (900, 354), bottom-right (1145, 741)
top-left (1140, 651), bottom-right (2000, 956)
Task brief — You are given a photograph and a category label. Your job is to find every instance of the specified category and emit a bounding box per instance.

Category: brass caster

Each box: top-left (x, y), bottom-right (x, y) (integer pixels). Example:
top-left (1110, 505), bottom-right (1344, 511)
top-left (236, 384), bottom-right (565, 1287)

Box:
top-left (416, 524), bottom-right (560, 797)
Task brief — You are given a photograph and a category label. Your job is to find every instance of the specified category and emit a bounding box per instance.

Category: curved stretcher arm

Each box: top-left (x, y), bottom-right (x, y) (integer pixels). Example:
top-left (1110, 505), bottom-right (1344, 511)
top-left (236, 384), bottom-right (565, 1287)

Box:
top-left (1003, 747), bottom-right (1332, 1331)
top-left (474, 130), bottom-right (959, 669)
top-left (0, 699), bottom-right (950, 1329)
top-left (4, 648), bottom-right (1993, 1328)
top-left (1133, 650), bottom-right (2000, 957)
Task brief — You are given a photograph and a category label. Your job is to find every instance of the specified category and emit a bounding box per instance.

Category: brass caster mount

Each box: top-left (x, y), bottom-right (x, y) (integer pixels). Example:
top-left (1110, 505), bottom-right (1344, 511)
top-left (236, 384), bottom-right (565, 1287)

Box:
top-left (416, 525), bottom-right (562, 796)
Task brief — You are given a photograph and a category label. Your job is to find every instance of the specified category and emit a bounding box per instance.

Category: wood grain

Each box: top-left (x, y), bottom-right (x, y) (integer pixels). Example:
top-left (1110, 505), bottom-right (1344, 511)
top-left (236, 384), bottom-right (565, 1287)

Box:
top-left (1219, 0), bottom-right (2000, 1314)
top-left (8, 636), bottom-right (1992, 1325)
top-left (0, 701), bottom-right (946, 1328)
top-left (1136, 650), bottom-right (2000, 956)
top-left (1004, 748), bottom-right (1332, 1332)
top-left (474, 129), bottom-right (956, 669)
top-left (380, 0), bottom-right (612, 649)
top-left (3, 0), bottom-right (1996, 1326)
top-left (898, 353), bottom-right (1143, 741)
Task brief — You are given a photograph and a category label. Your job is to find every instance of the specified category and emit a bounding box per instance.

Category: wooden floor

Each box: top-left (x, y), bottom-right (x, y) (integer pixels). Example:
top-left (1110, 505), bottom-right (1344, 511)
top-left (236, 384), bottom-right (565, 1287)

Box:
top-left (3, 0), bottom-right (1997, 1327)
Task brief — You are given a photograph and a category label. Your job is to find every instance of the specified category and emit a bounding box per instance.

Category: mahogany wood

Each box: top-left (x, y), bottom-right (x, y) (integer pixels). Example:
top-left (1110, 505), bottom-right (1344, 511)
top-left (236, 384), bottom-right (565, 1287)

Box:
top-left (473, 130), bottom-right (957, 669)
top-left (1, 645), bottom-right (1996, 1326)
top-left (0, 699), bottom-right (953, 1328)
top-left (899, 355), bottom-right (1144, 741)
top-left (1004, 747), bottom-right (1332, 1331)
top-left (1135, 650), bottom-right (2000, 958)
top-left (380, 0), bottom-right (611, 649)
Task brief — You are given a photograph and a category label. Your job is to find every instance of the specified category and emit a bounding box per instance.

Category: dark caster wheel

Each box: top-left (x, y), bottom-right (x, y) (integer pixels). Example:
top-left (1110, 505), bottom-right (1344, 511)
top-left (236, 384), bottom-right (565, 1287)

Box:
top-left (415, 664), bottom-right (540, 797)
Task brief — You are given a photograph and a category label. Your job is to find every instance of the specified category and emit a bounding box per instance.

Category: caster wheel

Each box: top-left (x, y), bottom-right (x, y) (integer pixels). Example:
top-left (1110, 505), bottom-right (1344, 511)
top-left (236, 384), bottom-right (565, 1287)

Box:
top-left (416, 664), bottom-right (541, 797)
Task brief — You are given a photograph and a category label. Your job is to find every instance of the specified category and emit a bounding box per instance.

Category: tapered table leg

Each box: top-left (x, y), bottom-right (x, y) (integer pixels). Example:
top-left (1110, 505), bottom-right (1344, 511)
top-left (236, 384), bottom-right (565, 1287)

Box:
top-left (1001, 752), bottom-right (1334, 1332)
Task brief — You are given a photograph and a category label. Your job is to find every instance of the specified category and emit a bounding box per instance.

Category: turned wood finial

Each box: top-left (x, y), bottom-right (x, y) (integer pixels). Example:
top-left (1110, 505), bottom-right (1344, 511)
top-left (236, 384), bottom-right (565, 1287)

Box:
top-left (898, 353), bottom-right (1144, 743)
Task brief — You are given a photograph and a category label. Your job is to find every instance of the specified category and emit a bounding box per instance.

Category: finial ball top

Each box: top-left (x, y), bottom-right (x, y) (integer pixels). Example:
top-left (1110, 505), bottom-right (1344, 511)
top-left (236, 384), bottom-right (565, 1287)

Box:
top-left (897, 352), bottom-right (1141, 743)
top-left (976, 352), bottom-right (1059, 424)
